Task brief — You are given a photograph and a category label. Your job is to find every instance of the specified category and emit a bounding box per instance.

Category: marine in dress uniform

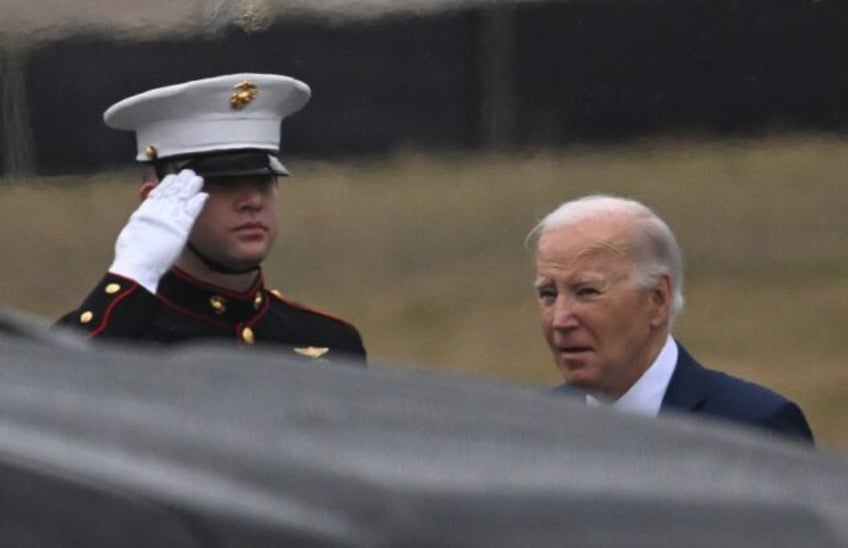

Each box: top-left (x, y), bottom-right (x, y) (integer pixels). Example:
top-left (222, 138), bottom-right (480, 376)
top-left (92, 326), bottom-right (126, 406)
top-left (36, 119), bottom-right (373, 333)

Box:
top-left (57, 73), bottom-right (366, 363)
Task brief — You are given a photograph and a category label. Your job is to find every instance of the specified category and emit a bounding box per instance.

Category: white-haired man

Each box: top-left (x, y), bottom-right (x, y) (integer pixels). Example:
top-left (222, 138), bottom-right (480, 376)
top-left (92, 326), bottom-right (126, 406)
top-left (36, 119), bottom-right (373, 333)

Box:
top-left (530, 194), bottom-right (812, 443)
top-left (57, 73), bottom-right (365, 364)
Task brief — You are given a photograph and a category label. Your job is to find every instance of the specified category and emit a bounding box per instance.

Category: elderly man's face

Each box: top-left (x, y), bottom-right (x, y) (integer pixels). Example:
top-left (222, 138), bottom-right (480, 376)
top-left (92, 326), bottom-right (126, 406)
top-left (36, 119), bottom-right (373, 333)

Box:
top-left (534, 218), bottom-right (670, 400)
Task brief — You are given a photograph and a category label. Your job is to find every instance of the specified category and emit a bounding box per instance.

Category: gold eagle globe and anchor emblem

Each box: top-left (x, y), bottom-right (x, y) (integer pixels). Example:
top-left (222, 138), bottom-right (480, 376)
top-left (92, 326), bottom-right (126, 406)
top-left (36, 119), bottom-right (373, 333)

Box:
top-left (230, 80), bottom-right (259, 110)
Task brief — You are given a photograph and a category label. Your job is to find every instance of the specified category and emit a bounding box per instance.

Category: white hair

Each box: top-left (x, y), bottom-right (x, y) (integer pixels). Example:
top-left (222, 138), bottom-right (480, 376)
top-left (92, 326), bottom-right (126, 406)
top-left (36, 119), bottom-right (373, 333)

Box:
top-left (527, 194), bottom-right (685, 324)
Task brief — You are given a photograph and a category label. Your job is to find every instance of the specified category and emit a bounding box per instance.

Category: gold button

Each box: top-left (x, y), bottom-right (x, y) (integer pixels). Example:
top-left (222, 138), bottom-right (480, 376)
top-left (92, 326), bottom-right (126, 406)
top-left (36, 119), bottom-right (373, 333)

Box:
top-left (80, 311), bottom-right (94, 324)
top-left (253, 292), bottom-right (263, 309)
top-left (145, 145), bottom-right (158, 160)
top-left (209, 296), bottom-right (227, 314)
top-left (105, 283), bottom-right (121, 294)
top-left (241, 327), bottom-right (255, 344)
top-left (270, 289), bottom-right (283, 299)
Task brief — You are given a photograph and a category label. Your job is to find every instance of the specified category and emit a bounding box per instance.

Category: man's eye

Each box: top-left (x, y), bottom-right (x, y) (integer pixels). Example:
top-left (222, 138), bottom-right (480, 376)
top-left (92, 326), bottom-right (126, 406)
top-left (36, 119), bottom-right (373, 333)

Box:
top-left (577, 286), bottom-right (601, 297)
top-left (201, 177), bottom-right (229, 188)
top-left (536, 287), bottom-right (557, 303)
top-left (250, 176), bottom-right (278, 189)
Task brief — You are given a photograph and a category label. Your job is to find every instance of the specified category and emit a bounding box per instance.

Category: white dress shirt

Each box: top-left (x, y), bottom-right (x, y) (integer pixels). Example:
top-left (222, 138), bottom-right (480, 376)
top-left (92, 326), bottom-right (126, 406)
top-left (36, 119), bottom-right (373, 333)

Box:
top-left (586, 335), bottom-right (678, 417)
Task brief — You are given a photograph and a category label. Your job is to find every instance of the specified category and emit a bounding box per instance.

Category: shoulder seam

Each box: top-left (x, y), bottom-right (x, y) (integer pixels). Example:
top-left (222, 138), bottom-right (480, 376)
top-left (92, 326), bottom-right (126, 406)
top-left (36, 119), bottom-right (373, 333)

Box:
top-left (267, 290), bottom-right (354, 326)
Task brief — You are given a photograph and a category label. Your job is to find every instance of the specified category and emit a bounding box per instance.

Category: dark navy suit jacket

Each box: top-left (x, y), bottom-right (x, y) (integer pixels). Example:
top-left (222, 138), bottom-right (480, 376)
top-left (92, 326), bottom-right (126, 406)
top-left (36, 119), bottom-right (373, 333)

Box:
top-left (554, 342), bottom-right (814, 444)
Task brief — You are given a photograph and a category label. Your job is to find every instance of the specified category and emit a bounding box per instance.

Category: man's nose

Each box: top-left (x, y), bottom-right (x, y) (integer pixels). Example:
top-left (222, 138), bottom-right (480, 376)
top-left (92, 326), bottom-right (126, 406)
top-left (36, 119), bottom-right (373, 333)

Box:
top-left (551, 297), bottom-right (579, 330)
top-left (236, 184), bottom-right (264, 210)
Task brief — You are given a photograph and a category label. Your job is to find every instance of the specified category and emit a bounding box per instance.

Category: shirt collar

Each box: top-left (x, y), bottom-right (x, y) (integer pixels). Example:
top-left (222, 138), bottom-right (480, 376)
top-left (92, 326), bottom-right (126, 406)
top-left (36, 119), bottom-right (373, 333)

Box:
top-left (587, 335), bottom-right (678, 417)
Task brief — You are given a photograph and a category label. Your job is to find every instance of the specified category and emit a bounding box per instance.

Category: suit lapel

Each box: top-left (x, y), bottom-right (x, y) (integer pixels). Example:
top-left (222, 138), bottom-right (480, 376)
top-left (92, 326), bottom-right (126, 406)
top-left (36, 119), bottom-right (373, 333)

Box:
top-left (660, 343), bottom-right (708, 413)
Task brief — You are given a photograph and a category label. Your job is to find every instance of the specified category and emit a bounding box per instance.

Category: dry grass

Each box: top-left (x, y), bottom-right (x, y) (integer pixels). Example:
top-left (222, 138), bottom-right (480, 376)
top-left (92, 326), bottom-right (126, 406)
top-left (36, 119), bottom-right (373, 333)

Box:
top-left (2, 134), bottom-right (846, 450)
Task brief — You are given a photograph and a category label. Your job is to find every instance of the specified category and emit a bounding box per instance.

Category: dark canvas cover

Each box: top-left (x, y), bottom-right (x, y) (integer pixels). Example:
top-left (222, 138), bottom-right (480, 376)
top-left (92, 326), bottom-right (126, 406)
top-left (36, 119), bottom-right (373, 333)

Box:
top-left (0, 308), bottom-right (846, 547)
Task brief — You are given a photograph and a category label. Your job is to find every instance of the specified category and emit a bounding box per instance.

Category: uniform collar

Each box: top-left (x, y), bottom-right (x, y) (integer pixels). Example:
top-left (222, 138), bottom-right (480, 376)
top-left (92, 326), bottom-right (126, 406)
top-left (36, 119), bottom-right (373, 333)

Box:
top-left (157, 267), bottom-right (269, 325)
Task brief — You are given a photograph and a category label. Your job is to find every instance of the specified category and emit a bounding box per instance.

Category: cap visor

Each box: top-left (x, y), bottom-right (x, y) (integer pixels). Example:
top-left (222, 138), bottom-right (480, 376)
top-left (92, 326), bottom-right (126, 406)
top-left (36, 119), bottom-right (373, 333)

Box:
top-left (175, 152), bottom-right (289, 177)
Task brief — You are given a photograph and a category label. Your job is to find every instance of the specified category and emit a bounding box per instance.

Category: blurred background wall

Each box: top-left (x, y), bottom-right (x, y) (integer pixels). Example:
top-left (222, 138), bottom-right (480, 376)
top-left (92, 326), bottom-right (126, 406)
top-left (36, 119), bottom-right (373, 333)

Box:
top-left (2, 0), bottom-right (848, 176)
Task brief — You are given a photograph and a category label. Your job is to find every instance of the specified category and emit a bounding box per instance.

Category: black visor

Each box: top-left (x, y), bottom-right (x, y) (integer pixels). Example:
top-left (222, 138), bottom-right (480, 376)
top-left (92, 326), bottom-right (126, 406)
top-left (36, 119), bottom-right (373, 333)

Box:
top-left (157, 150), bottom-right (289, 179)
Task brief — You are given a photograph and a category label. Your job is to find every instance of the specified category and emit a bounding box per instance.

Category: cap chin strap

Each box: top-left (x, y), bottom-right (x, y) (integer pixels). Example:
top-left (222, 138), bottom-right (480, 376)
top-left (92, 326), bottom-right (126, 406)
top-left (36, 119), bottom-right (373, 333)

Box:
top-left (186, 241), bottom-right (260, 275)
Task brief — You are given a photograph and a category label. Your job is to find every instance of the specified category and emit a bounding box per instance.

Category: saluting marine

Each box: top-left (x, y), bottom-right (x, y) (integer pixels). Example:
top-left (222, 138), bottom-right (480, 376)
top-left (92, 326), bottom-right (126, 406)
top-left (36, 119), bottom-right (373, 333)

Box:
top-left (57, 73), bottom-right (366, 363)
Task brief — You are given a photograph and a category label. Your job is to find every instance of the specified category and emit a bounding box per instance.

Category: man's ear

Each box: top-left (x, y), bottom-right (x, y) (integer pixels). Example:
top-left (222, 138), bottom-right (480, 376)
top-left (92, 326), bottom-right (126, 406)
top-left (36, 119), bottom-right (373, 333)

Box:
top-left (649, 274), bottom-right (672, 328)
top-left (138, 180), bottom-right (157, 200)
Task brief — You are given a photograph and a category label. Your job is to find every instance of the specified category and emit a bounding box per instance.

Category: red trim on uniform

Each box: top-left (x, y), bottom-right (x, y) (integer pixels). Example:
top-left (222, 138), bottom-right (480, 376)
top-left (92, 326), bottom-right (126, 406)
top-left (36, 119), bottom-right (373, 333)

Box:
top-left (170, 266), bottom-right (263, 298)
top-left (154, 293), bottom-right (232, 327)
top-left (267, 291), bottom-right (355, 327)
top-left (88, 281), bottom-right (142, 338)
top-left (244, 294), bottom-right (270, 327)
top-left (154, 286), bottom-right (271, 329)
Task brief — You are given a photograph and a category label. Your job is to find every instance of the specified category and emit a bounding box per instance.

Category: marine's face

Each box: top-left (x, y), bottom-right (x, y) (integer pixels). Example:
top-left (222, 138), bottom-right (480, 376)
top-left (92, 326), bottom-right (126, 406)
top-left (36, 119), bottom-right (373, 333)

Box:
top-left (534, 218), bottom-right (669, 400)
top-left (188, 175), bottom-right (279, 270)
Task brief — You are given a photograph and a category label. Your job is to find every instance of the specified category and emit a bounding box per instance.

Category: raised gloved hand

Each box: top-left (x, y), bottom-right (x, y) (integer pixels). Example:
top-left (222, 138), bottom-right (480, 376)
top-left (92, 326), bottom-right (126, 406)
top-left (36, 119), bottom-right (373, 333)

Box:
top-left (109, 169), bottom-right (208, 294)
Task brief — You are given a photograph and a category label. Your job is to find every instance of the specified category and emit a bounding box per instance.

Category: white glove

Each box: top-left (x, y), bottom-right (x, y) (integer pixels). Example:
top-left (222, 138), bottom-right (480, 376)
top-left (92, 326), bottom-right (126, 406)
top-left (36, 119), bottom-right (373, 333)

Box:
top-left (109, 169), bottom-right (208, 294)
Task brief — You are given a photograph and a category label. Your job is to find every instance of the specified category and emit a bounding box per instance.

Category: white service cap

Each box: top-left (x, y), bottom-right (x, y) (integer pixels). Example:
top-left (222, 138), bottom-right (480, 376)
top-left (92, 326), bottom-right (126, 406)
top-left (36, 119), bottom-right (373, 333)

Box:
top-left (103, 73), bottom-right (311, 168)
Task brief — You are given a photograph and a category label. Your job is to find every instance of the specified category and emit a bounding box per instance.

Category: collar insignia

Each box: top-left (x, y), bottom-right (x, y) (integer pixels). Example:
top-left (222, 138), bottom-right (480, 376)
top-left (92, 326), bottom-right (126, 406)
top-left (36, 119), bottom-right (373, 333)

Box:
top-left (209, 295), bottom-right (227, 314)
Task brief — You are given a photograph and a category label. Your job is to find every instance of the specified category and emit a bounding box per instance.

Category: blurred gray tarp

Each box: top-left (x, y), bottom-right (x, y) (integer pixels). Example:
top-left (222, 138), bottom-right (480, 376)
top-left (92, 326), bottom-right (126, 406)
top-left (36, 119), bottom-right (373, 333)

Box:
top-left (0, 309), bottom-right (846, 547)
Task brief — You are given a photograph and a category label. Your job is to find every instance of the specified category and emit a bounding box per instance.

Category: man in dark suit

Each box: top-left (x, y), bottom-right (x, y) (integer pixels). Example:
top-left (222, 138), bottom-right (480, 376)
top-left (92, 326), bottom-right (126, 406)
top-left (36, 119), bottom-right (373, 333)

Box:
top-left (57, 73), bottom-right (365, 364)
top-left (531, 195), bottom-right (812, 443)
